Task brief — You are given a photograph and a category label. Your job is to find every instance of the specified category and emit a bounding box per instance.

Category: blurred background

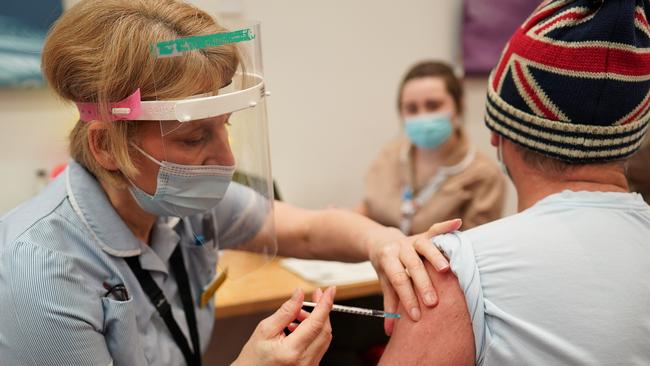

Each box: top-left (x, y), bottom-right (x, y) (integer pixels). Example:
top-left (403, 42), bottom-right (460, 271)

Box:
top-left (0, 0), bottom-right (540, 216)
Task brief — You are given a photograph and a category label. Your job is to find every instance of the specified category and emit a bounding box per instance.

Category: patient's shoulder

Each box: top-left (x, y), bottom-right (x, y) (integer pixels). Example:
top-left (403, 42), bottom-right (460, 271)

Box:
top-left (379, 261), bottom-right (475, 366)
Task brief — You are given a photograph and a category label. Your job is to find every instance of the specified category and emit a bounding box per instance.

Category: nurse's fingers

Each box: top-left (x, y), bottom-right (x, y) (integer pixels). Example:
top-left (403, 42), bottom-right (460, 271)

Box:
top-left (312, 288), bottom-right (323, 302)
top-left (301, 287), bottom-right (334, 359)
top-left (422, 219), bottom-right (462, 271)
top-left (380, 277), bottom-right (398, 336)
top-left (399, 240), bottom-right (438, 307)
top-left (426, 219), bottom-right (462, 237)
top-left (259, 288), bottom-right (304, 338)
top-left (381, 254), bottom-right (420, 321)
top-left (296, 309), bottom-right (310, 322)
top-left (287, 322), bottom-right (299, 333)
top-left (286, 286), bottom-right (335, 351)
top-left (287, 295), bottom-right (322, 334)
top-left (287, 289), bottom-right (328, 334)
top-left (302, 317), bottom-right (334, 363)
top-left (413, 235), bottom-right (450, 272)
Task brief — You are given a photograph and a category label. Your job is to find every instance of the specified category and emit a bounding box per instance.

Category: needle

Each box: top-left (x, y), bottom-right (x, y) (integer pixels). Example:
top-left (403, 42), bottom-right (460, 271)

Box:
top-left (302, 301), bottom-right (400, 319)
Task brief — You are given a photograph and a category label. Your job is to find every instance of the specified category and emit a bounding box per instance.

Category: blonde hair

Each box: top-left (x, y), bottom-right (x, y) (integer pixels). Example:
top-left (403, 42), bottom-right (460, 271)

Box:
top-left (42, 0), bottom-right (239, 187)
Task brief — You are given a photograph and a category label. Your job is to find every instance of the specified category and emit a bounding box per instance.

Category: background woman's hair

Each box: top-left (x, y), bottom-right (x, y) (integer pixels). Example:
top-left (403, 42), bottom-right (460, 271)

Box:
top-left (42, 0), bottom-right (239, 187)
top-left (397, 60), bottom-right (464, 115)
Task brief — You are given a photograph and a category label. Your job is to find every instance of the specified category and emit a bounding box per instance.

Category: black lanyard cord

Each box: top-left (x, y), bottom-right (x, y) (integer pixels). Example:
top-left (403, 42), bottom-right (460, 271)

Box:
top-left (125, 246), bottom-right (202, 366)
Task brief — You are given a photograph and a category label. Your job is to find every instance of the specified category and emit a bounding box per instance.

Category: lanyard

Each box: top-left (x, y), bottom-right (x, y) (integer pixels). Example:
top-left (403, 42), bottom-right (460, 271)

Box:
top-left (399, 147), bottom-right (477, 234)
top-left (125, 246), bottom-right (201, 366)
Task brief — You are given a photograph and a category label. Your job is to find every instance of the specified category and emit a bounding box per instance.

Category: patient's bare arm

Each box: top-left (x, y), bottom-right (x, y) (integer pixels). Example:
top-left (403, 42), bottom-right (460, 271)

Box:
top-left (379, 261), bottom-right (475, 366)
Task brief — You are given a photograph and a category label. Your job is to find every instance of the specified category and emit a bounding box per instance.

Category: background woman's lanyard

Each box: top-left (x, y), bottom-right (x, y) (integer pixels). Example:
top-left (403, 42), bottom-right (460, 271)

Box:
top-left (400, 147), bottom-right (477, 234)
top-left (125, 246), bottom-right (201, 366)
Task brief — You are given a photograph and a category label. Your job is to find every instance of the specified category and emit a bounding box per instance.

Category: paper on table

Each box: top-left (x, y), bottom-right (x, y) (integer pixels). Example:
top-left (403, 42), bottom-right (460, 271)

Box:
top-left (280, 258), bottom-right (378, 286)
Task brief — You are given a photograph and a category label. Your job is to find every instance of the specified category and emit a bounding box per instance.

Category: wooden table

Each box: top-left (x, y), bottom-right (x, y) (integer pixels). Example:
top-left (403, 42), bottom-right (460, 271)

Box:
top-left (214, 250), bottom-right (381, 319)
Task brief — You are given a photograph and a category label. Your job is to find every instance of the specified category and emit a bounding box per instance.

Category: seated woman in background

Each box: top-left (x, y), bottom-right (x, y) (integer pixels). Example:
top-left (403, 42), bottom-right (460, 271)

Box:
top-left (359, 61), bottom-right (505, 233)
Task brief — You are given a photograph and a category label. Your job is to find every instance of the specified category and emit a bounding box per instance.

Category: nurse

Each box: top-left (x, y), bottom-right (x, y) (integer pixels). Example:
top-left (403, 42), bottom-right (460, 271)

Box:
top-left (0, 1), bottom-right (453, 365)
top-left (360, 61), bottom-right (506, 234)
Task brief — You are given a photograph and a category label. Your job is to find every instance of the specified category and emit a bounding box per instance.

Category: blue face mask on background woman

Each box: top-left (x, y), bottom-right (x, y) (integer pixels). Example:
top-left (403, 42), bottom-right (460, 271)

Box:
top-left (129, 144), bottom-right (235, 217)
top-left (404, 112), bottom-right (453, 149)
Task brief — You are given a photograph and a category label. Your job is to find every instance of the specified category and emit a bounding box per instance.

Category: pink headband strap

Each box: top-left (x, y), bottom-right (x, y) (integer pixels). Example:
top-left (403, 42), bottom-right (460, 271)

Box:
top-left (75, 89), bottom-right (142, 122)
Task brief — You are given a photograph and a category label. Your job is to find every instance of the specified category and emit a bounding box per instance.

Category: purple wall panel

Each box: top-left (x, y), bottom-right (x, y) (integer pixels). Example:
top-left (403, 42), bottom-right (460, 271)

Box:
top-left (463, 0), bottom-right (540, 75)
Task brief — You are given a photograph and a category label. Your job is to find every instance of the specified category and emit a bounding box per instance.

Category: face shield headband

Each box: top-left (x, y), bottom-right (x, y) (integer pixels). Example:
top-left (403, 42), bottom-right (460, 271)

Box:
top-left (75, 73), bottom-right (267, 123)
top-left (75, 28), bottom-right (268, 123)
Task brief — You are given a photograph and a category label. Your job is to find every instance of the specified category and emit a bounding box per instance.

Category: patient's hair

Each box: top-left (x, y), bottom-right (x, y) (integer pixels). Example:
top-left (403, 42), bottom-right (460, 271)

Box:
top-left (511, 138), bottom-right (627, 175)
top-left (42, 0), bottom-right (239, 187)
top-left (397, 61), bottom-right (464, 115)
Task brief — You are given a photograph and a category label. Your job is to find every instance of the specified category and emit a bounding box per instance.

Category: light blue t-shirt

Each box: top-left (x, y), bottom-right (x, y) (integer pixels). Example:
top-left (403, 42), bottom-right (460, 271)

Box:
top-left (434, 191), bottom-right (650, 365)
top-left (0, 160), bottom-right (268, 365)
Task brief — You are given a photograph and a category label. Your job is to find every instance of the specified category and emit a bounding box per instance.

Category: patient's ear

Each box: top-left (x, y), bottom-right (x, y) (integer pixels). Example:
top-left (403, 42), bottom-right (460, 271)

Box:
top-left (490, 132), bottom-right (499, 147)
top-left (87, 121), bottom-right (120, 171)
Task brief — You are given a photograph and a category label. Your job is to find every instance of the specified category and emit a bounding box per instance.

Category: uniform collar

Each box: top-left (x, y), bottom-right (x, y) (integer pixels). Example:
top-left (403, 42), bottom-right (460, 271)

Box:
top-left (140, 218), bottom-right (182, 275)
top-left (65, 160), bottom-right (143, 257)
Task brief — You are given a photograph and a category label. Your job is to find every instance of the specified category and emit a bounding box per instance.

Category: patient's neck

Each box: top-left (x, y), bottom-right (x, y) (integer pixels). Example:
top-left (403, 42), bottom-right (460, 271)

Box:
top-left (513, 162), bottom-right (628, 212)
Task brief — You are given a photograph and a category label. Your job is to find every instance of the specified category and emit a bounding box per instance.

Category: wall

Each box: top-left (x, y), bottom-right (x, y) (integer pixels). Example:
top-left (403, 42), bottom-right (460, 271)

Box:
top-left (0, 88), bottom-right (76, 213)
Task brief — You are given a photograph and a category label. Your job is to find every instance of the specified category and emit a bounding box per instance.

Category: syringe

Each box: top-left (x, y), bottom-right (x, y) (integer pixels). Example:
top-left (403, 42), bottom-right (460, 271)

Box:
top-left (302, 301), bottom-right (400, 319)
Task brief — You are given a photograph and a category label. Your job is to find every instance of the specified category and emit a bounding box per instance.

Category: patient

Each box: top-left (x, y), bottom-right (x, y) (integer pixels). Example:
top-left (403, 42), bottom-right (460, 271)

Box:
top-left (380, 1), bottom-right (650, 364)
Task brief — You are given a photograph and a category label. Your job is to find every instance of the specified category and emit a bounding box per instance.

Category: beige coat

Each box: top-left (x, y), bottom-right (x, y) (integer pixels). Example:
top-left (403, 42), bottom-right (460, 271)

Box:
top-left (363, 137), bottom-right (505, 234)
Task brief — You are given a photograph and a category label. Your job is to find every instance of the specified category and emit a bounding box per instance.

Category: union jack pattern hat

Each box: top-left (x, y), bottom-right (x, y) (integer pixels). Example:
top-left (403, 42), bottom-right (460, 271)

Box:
top-left (486, 0), bottom-right (650, 163)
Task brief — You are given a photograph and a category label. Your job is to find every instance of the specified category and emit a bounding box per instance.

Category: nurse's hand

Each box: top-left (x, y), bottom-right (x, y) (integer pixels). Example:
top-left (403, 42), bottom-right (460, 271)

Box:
top-left (367, 219), bottom-right (462, 336)
top-left (233, 287), bottom-right (335, 366)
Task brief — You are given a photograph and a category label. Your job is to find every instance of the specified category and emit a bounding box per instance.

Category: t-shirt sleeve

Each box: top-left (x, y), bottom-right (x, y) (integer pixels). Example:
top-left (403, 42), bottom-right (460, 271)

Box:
top-left (432, 232), bottom-right (490, 364)
top-left (211, 182), bottom-right (270, 249)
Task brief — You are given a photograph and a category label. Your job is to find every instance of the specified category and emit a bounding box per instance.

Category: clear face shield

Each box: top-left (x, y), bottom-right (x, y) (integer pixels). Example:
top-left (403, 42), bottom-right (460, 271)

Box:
top-left (138, 23), bottom-right (276, 284)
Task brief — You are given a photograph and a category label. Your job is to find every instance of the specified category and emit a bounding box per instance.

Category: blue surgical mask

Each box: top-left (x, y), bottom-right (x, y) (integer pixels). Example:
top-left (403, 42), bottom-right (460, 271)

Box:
top-left (404, 113), bottom-right (453, 149)
top-left (129, 144), bottom-right (235, 217)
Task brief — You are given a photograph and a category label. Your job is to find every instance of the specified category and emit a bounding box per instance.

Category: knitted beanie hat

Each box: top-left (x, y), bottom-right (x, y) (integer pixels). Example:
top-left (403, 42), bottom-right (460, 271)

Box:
top-left (485, 0), bottom-right (650, 163)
